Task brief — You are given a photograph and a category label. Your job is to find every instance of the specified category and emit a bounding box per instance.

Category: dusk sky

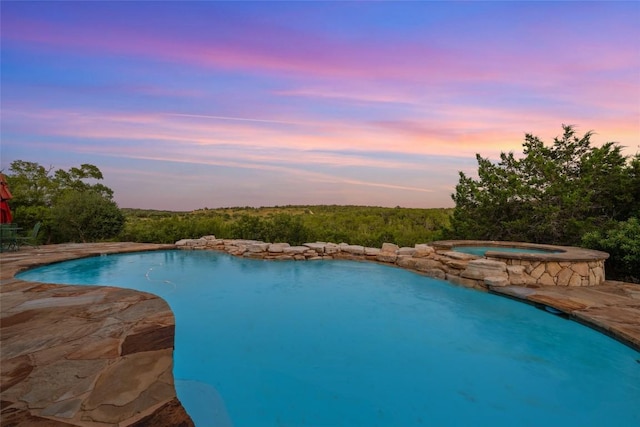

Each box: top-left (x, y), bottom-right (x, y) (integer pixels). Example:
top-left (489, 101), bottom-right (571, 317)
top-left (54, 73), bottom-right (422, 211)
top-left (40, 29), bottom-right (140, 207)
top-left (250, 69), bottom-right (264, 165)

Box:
top-left (2, 1), bottom-right (639, 210)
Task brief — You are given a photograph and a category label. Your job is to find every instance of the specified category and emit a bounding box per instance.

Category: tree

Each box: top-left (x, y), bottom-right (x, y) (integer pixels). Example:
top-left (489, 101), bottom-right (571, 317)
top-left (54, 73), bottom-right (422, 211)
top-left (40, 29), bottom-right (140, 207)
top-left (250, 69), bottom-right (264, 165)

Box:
top-left (51, 190), bottom-right (125, 242)
top-left (582, 217), bottom-right (640, 283)
top-left (5, 161), bottom-right (55, 209)
top-left (4, 160), bottom-right (124, 243)
top-left (53, 164), bottom-right (114, 199)
top-left (448, 125), bottom-right (637, 246)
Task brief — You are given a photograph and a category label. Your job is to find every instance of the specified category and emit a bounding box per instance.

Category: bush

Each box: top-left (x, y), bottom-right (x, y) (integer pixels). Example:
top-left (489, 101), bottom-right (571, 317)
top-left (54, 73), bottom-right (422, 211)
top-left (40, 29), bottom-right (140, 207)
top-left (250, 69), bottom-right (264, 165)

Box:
top-left (50, 190), bottom-right (125, 243)
top-left (582, 218), bottom-right (640, 283)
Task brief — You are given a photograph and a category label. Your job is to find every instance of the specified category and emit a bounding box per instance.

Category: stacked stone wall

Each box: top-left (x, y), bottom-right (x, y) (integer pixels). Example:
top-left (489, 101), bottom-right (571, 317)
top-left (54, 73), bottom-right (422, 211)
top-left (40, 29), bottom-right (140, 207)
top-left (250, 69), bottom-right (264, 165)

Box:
top-left (493, 258), bottom-right (606, 287)
top-left (175, 237), bottom-right (608, 288)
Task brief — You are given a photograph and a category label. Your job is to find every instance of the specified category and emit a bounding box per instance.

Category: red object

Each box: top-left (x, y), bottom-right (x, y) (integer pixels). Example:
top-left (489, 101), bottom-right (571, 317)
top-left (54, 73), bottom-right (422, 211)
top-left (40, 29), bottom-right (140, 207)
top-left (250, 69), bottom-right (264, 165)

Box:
top-left (0, 173), bottom-right (13, 224)
top-left (0, 200), bottom-right (12, 223)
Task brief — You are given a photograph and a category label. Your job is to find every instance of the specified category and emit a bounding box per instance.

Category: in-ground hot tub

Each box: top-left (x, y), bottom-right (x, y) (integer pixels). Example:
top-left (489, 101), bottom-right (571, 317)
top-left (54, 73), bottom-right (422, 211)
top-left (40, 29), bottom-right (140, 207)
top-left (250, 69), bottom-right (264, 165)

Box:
top-left (430, 240), bottom-right (609, 286)
top-left (452, 245), bottom-right (563, 257)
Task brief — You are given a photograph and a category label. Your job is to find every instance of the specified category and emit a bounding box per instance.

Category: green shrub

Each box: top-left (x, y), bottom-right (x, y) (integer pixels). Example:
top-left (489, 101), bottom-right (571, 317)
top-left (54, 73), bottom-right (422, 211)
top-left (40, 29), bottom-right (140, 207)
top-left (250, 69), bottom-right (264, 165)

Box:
top-left (51, 190), bottom-right (125, 243)
top-left (582, 218), bottom-right (640, 283)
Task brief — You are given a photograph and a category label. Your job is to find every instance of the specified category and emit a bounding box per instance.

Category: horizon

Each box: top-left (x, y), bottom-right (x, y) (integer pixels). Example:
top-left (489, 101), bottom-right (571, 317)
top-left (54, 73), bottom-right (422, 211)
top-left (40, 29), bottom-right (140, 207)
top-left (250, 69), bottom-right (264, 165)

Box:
top-left (2, 2), bottom-right (639, 210)
top-left (122, 204), bottom-right (456, 212)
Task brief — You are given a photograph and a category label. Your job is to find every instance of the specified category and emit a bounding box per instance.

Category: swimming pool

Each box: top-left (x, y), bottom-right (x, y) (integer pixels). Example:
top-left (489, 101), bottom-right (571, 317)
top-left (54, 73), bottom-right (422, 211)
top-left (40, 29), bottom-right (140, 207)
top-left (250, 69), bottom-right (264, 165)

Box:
top-left (17, 250), bottom-right (640, 426)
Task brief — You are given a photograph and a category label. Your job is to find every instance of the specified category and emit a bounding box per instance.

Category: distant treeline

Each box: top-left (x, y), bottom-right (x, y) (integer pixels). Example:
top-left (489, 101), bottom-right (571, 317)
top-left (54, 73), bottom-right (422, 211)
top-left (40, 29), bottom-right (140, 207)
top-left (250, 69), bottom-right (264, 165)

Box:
top-left (119, 205), bottom-right (453, 247)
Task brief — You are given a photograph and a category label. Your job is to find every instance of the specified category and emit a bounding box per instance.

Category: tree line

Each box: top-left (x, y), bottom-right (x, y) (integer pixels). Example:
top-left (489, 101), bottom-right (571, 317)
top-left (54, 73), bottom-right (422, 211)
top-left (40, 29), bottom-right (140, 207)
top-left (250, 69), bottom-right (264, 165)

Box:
top-left (119, 205), bottom-right (452, 248)
top-left (4, 124), bottom-right (638, 282)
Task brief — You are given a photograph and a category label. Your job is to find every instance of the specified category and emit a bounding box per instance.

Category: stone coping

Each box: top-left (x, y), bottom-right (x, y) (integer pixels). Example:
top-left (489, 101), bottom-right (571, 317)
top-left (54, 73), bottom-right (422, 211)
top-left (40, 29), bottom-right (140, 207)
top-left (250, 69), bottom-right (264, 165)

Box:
top-left (430, 239), bottom-right (610, 261)
top-left (0, 243), bottom-right (194, 427)
top-left (1, 242), bottom-right (638, 427)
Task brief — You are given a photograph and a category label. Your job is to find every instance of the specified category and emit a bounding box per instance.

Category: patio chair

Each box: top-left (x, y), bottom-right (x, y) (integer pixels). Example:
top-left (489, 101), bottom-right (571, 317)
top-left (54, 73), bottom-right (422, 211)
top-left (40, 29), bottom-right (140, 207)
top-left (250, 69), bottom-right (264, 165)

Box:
top-left (0, 224), bottom-right (19, 252)
top-left (17, 222), bottom-right (41, 248)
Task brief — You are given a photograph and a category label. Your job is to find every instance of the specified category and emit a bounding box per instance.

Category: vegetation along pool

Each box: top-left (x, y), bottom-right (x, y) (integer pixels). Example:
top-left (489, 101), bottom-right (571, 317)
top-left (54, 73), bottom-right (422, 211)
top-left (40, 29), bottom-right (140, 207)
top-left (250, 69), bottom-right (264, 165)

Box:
top-left (17, 250), bottom-right (640, 427)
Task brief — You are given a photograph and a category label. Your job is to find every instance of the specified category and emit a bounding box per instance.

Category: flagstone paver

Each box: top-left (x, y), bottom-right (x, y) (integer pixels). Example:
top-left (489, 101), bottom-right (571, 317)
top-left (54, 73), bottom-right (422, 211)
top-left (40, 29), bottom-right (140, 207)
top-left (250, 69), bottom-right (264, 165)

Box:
top-left (1, 243), bottom-right (193, 427)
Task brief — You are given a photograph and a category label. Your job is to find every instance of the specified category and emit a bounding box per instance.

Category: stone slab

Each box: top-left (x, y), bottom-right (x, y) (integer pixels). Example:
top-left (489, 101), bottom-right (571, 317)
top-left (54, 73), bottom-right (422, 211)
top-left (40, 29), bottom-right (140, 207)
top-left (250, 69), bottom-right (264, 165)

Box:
top-left (0, 243), bottom-right (193, 426)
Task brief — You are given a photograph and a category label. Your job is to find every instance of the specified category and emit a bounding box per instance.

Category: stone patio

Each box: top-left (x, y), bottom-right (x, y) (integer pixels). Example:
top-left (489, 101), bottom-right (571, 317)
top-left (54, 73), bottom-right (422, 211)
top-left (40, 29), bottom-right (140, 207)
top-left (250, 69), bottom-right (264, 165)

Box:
top-left (1, 243), bottom-right (193, 426)
top-left (1, 242), bottom-right (638, 426)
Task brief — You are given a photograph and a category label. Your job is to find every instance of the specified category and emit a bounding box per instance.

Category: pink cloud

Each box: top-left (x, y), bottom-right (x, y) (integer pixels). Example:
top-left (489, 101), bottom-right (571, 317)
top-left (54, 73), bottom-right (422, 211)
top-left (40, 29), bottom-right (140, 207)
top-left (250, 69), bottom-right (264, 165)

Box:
top-left (0, 13), bottom-right (576, 86)
top-left (5, 102), bottom-right (637, 167)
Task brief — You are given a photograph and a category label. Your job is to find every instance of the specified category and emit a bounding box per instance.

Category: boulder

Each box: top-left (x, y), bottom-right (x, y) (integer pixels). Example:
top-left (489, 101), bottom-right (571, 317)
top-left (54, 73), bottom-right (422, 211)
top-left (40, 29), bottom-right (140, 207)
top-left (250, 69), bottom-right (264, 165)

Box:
top-left (396, 256), bottom-right (418, 269)
top-left (174, 239), bottom-right (206, 247)
top-left (364, 247), bottom-right (380, 256)
top-left (414, 258), bottom-right (444, 272)
top-left (461, 259), bottom-right (507, 280)
top-left (376, 253), bottom-right (397, 263)
top-left (247, 243), bottom-right (269, 253)
top-left (485, 276), bottom-right (509, 287)
top-left (303, 243), bottom-right (326, 254)
top-left (413, 244), bottom-right (434, 257)
top-left (324, 243), bottom-right (340, 255)
top-left (381, 243), bottom-right (399, 253)
top-left (506, 265), bottom-right (528, 285)
top-left (443, 259), bottom-right (469, 270)
top-left (397, 247), bottom-right (416, 256)
top-left (268, 243), bottom-right (290, 253)
top-left (283, 246), bottom-right (309, 255)
top-left (341, 245), bottom-right (365, 255)
top-left (441, 251), bottom-right (477, 261)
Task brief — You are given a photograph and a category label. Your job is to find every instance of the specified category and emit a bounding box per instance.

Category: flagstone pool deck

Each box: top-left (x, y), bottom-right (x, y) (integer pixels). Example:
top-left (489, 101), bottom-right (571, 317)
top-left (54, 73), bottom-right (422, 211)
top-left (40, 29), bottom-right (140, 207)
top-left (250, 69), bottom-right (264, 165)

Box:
top-left (1, 243), bottom-right (639, 426)
top-left (0, 243), bottom-right (192, 427)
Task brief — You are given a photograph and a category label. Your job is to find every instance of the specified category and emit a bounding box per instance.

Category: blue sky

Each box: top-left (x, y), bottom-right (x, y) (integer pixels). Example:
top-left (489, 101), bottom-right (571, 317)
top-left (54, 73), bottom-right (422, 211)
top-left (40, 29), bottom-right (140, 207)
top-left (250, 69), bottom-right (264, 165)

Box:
top-left (1, 1), bottom-right (638, 209)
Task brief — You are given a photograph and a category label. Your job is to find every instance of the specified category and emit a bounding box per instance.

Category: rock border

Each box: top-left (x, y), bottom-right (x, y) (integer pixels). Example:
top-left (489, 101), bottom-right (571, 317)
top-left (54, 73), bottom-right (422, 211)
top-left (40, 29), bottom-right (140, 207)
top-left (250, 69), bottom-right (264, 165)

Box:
top-left (176, 237), bottom-right (610, 289)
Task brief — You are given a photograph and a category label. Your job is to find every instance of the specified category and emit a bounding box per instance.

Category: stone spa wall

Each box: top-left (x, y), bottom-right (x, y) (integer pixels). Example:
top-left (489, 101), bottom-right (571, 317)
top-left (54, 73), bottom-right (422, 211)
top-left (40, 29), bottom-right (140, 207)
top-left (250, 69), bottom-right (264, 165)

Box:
top-left (176, 237), bottom-right (610, 290)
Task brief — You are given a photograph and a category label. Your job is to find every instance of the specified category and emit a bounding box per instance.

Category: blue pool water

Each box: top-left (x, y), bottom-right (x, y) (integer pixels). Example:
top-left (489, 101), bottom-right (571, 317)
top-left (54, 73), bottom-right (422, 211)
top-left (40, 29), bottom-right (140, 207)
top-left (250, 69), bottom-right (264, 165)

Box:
top-left (17, 250), bottom-right (640, 427)
top-left (453, 246), bottom-right (562, 256)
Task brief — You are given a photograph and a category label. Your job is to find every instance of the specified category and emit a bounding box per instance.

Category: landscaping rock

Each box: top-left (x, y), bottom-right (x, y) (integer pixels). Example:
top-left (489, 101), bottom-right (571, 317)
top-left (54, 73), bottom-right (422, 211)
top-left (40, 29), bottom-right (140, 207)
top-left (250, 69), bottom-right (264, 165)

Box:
top-left (381, 243), bottom-right (399, 253)
top-left (268, 243), bottom-right (290, 253)
top-left (413, 244), bottom-right (434, 257)
top-left (303, 242), bottom-right (326, 254)
top-left (397, 247), bottom-right (416, 256)
top-left (341, 245), bottom-right (365, 255)
top-left (376, 253), bottom-right (397, 263)
top-left (364, 247), bottom-right (380, 256)
top-left (283, 246), bottom-right (308, 255)
top-left (461, 259), bottom-right (507, 280)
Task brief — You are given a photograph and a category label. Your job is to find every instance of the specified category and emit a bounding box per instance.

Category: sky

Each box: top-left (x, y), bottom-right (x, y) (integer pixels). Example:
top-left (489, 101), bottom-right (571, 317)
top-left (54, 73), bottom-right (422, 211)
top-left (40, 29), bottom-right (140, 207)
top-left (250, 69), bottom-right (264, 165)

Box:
top-left (1, 1), bottom-right (639, 210)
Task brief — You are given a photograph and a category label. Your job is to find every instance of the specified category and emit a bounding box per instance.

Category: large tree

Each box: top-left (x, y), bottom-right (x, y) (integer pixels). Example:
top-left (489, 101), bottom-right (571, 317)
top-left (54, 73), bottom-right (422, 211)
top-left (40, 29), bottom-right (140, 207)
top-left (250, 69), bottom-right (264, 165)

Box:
top-left (5, 160), bottom-right (124, 243)
top-left (51, 190), bottom-right (124, 243)
top-left (448, 125), bottom-right (638, 246)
